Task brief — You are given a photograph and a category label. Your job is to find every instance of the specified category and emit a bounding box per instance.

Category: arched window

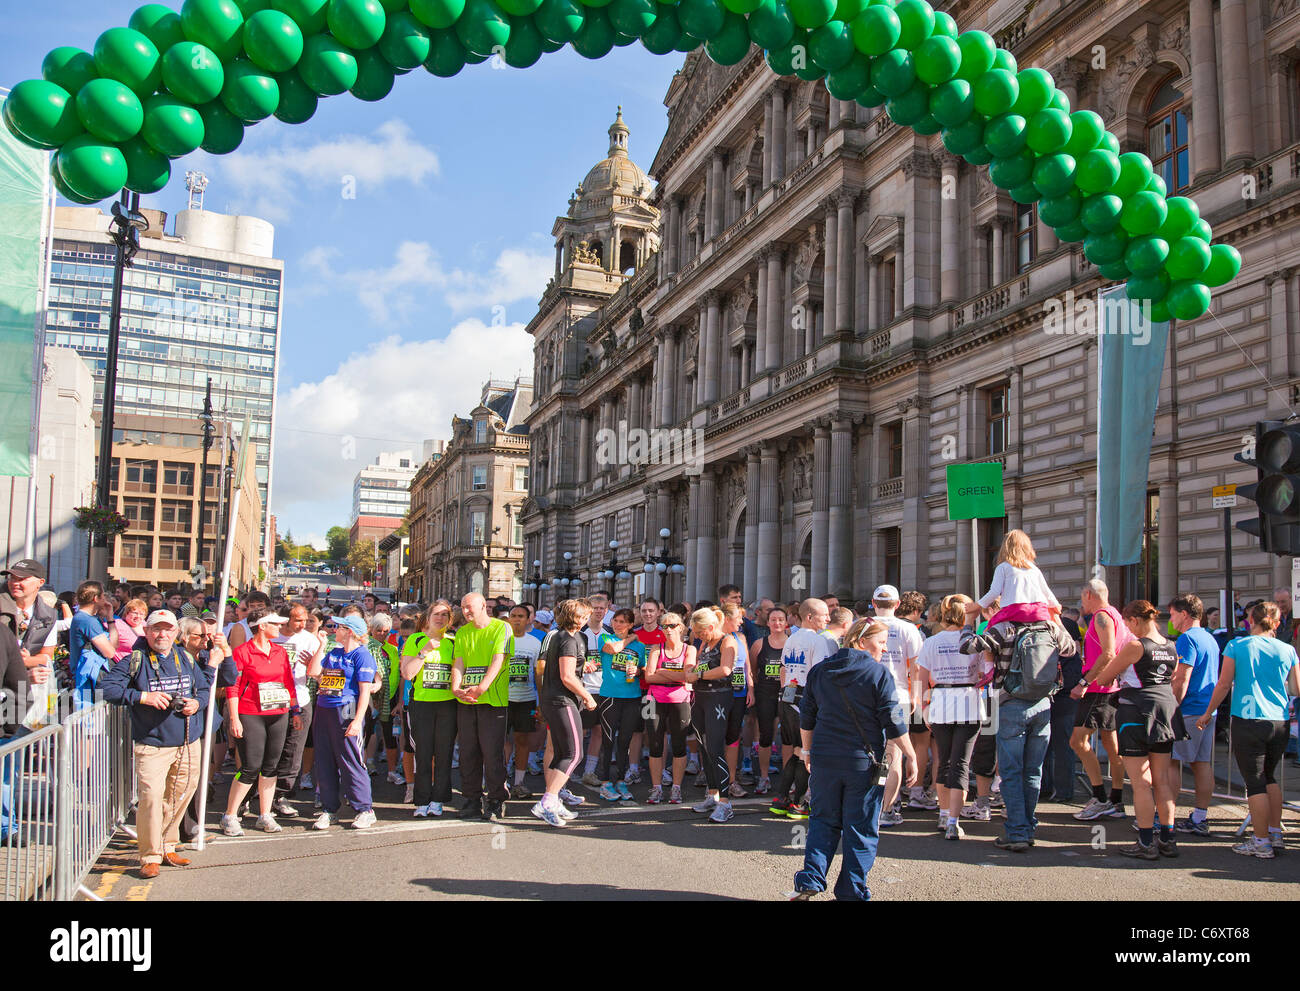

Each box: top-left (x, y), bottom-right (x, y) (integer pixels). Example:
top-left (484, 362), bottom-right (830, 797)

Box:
top-left (1146, 75), bottom-right (1189, 193)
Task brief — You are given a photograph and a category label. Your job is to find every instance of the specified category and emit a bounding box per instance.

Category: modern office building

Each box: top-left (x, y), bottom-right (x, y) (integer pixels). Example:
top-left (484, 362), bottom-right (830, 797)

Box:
top-left (44, 177), bottom-right (282, 564)
top-left (350, 448), bottom-right (426, 549)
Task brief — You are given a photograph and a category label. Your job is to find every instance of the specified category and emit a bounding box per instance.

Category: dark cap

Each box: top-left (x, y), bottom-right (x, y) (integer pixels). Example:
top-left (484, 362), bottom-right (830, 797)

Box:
top-left (2, 559), bottom-right (46, 581)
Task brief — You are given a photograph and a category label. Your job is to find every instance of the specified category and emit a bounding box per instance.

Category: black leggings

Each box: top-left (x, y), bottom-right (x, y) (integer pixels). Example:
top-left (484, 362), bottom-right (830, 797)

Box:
top-left (931, 721), bottom-right (982, 792)
top-left (409, 698), bottom-right (458, 806)
top-left (236, 711), bottom-right (289, 780)
top-left (597, 696), bottom-right (642, 781)
top-left (724, 694), bottom-right (748, 746)
top-left (645, 696), bottom-right (691, 759)
top-left (542, 697), bottom-right (584, 778)
top-left (1230, 716), bottom-right (1289, 797)
top-left (971, 730), bottom-right (997, 779)
top-left (690, 690), bottom-right (732, 793)
top-left (754, 689), bottom-right (779, 748)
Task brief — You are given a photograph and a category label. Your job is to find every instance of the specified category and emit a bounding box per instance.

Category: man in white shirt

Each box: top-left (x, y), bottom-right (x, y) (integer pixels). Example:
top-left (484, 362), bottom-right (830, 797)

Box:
top-left (871, 585), bottom-right (926, 825)
top-left (770, 599), bottom-right (834, 815)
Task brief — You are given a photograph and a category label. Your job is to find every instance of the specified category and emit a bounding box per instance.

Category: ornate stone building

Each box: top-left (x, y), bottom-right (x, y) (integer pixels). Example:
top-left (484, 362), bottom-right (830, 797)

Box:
top-left (522, 0), bottom-right (1300, 612)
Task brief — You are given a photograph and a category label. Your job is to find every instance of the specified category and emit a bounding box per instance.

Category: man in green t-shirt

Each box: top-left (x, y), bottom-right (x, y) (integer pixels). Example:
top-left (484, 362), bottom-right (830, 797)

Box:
top-left (451, 592), bottom-right (514, 822)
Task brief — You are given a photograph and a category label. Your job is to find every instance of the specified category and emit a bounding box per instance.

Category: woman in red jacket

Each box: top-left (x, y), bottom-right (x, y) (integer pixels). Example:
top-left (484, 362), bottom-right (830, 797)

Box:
top-left (219, 608), bottom-right (299, 835)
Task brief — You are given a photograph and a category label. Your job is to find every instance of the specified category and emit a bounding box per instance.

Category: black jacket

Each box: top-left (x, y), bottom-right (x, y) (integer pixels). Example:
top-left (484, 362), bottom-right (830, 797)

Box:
top-left (0, 625), bottom-right (28, 738)
top-left (801, 647), bottom-right (908, 770)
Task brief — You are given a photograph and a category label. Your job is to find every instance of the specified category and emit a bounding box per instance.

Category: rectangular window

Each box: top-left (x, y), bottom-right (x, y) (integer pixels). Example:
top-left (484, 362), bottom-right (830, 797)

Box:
top-left (162, 461), bottom-right (194, 492)
top-left (883, 256), bottom-right (898, 320)
top-left (581, 522), bottom-right (591, 557)
top-left (1016, 202), bottom-right (1036, 273)
top-left (472, 466), bottom-right (487, 491)
top-left (512, 516), bottom-right (523, 547)
top-left (475, 420), bottom-right (487, 444)
top-left (514, 464), bottom-right (529, 491)
top-left (883, 528), bottom-right (901, 589)
top-left (1137, 489), bottom-right (1159, 603)
top-left (981, 516), bottom-right (1007, 590)
top-left (985, 383), bottom-right (1010, 456)
top-left (122, 498), bottom-right (155, 530)
top-left (886, 421), bottom-right (903, 479)
top-left (124, 459), bottom-right (157, 488)
top-left (633, 505), bottom-right (646, 544)
top-left (471, 511), bottom-right (486, 545)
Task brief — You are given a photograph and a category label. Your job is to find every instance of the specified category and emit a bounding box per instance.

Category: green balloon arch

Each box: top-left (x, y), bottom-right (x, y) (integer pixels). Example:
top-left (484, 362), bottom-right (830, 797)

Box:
top-left (3, 0), bottom-right (1241, 320)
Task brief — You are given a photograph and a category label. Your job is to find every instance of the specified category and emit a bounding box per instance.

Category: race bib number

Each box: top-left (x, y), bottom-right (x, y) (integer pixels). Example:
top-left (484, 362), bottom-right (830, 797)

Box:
top-left (318, 671), bottom-right (346, 698)
top-left (509, 660), bottom-right (530, 684)
top-left (731, 666), bottom-right (746, 689)
top-left (421, 662), bottom-right (451, 690)
top-left (258, 681), bottom-right (291, 710)
top-left (764, 661), bottom-right (781, 678)
top-left (463, 668), bottom-right (486, 687)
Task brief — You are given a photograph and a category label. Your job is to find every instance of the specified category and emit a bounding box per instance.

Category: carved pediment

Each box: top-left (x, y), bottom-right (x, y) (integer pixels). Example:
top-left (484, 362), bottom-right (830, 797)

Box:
top-left (651, 51), bottom-right (756, 177)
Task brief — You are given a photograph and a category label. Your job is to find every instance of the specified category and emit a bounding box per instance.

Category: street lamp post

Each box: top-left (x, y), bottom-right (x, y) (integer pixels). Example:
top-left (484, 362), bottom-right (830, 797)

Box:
top-left (596, 539), bottom-right (631, 602)
top-left (644, 527), bottom-right (685, 603)
top-left (552, 551), bottom-right (582, 600)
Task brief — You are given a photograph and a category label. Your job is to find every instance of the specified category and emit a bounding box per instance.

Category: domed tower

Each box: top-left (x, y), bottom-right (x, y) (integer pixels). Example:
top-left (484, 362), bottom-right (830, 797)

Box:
top-left (550, 107), bottom-right (661, 289)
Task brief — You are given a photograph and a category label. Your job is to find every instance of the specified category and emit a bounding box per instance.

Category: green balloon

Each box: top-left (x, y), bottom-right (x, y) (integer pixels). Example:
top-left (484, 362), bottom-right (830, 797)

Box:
top-left (991, 48), bottom-right (1015, 73)
top-left (962, 145), bottom-right (992, 166)
top-left (423, 28), bottom-right (467, 74)
top-left (499, 0), bottom-right (544, 11)
top-left (1079, 193), bottom-right (1123, 234)
top-left (3, 79), bottom-right (83, 150)
top-left (42, 48), bottom-right (101, 97)
top-left (608, 0), bottom-right (657, 34)
top-left (1031, 152), bottom-right (1075, 198)
top-left (614, 16), bottom-right (642, 39)
top-left (1037, 189), bottom-right (1080, 228)
top-left (378, 12), bottom-right (432, 67)
top-left (55, 134), bottom-right (128, 202)
top-left (928, 78), bottom-right (973, 126)
top-left (463, 48), bottom-right (490, 62)
top-left (673, 27), bottom-right (703, 52)
top-left (274, 69), bottom-right (318, 121)
top-left (580, 0), bottom-right (615, 7)
top-left (765, 36), bottom-right (798, 74)
top-left (826, 52), bottom-right (872, 98)
top-left (940, 117), bottom-right (984, 155)
top-left (913, 34), bottom-right (959, 84)
top-left (274, 0), bottom-right (331, 32)
top-left (410, 0), bottom-right (466, 28)
top-left (94, 28), bottom-right (162, 96)
top-left (641, 3), bottom-right (682, 52)
top-left (1025, 107), bottom-right (1070, 154)
top-left (1167, 280), bottom-right (1210, 320)
top-left (679, 0), bottom-right (727, 37)
top-left (51, 167), bottom-right (101, 204)
top-left (1098, 260), bottom-right (1131, 282)
top-left (914, 111), bottom-right (942, 135)
top-left (885, 81), bottom-right (929, 125)
top-left (971, 67), bottom-right (1016, 117)
top-left (1075, 148), bottom-right (1120, 194)
top-left (856, 82), bottom-right (885, 107)
top-left (982, 113), bottom-right (1025, 158)
top-left (572, 7), bottom-right (615, 55)
top-left (808, 19), bottom-right (854, 70)
top-left (536, 0), bottom-right (586, 40)
top-left (162, 42), bottom-right (225, 104)
top-left (540, 35), bottom-right (565, 51)
top-left (141, 92), bottom-right (205, 155)
top-left (870, 48), bottom-right (913, 96)
top-left (300, 33), bottom-right (358, 93)
top-left (831, 0), bottom-right (865, 19)
top-left (221, 58), bottom-right (280, 120)
top-left (893, 0), bottom-right (933, 49)
top-left (1125, 271), bottom-right (1170, 302)
top-left (1011, 67), bottom-right (1052, 117)
top-left (243, 10), bottom-right (305, 70)
top-left (1008, 181), bottom-right (1039, 204)
top-left (349, 46), bottom-right (395, 97)
top-left (706, 10), bottom-right (751, 62)
top-left (1145, 173), bottom-right (1167, 198)
top-left (130, 6), bottom-right (188, 54)
top-left (1202, 244), bottom-right (1241, 288)
top-left (75, 78), bottom-right (144, 143)
top-left (329, 0), bottom-right (388, 49)
top-left (792, 52), bottom-right (826, 79)
top-left (788, 0), bottom-right (835, 29)
top-left (1083, 230), bottom-right (1128, 266)
top-left (1165, 235), bottom-right (1211, 280)
top-left (1148, 299), bottom-right (1172, 322)
top-left (748, 0), bottom-right (794, 48)
top-left (236, 0), bottom-right (272, 14)
top-left (196, 98), bottom-right (244, 151)
top-left (502, 14), bottom-right (545, 64)
top-left (1119, 190), bottom-right (1167, 236)
top-left (1097, 131), bottom-right (1119, 155)
top-left (1062, 110), bottom-right (1102, 158)
top-left (182, 0), bottom-right (247, 61)
top-left (1124, 235), bottom-right (1169, 277)
top-left (953, 30), bottom-right (994, 82)
top-left (1047, 88), bottom-right (1069, 113)
top-left (1157, 196), bottom-right (1198, 242)
top-left (1110, 151), bottom-right (1152, 199)
top-left (1053, 219), bottom-right (1087, 243)
top-left (119, 135), bottom-right (171, 193)
top-left (931, 9), bottom-right (955, 37)
top-left (988, 148), bottom-right (1033, 189)
top-left (457, 0), bottom-right (512, 54)
top-left (1189, 218), bottom-right (1212, 242)
top-left (849, 5), bottom-right (899, 56)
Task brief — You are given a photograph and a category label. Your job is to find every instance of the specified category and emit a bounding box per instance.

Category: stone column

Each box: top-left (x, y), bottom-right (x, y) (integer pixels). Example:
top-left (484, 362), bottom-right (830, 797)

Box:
top-left (974, 226), bottom-right (988, 292)
top-left (663, 329), bottom-right (678, 426)
top-left (694, 305), bottom-right (708, 408)
top-left (991, 221), bottom-right (1004, 286)
top-left (1220, 0), bottom-right (1251, 167)
top-left (829, 99), bottom-right (840, 130)
top-left (762, 94), bottom-right (773, 187)
top-left (667, 196), bottom-right (681, 275)
top-left (628, 378), bottom-right (642, 435)
top-left (852, 419), bottom-right (873, 595)
top-left (757, 443), bottom-right (781, 600)
top-left (866, 256), bottom-right (879, 332)
top-left (822, 199), bottom-right (838, 343)
top-left (811, 419), bottom-right (831, 596)
top-left (577, 411), bottom-right (590, 484)
top-left (744, 446), bottom-right (760, 600)
top-left (712, 152), bottom-right (726, 237)
top-left (685, 474), bottom-right (700, 602)
top-left (938, 153), bottom-right (959, 303)
top-left (704, 291), bottom-right (722, 403)
top-left (772, 86), bottom-right (786, 183)
top-left (1190, 0), bottom-right (1222, 180)
top-left (1084, 488), bottom-right (1097, 577)
top-left (765, 247), bottom-right (784, 371)
top-left (755, 251), bottom-right (768, 372)
top-left (651, 334), bottom-right (664, 427)
top-left (836, 191), bottom-right (854, 335)
top-left (893, 241), bottom-right (904, 315)
top-left (554, 242), bottom-right (562, 278)
top-left (611, 223), bottom-right (621, 272)
top-left (827, 414), bottom-right (854, 597)
top-left (697, 468), bottom-right (717, 600)
top-left (1158, 480), bottom-right (1179, 607)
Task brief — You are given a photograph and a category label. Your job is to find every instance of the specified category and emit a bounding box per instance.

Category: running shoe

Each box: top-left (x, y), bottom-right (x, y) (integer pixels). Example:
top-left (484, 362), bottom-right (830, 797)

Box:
top-left (581, 771), bottom-right (602, 789)
top-left (909, 786), bottom-right (938, 810)
top-left (615, 781), bottom-right (635, 801)
top-left (1074, 798), bottom-right (1113, 821)
top-left (1105, 804), bottom-right (1127, 819)
top-left (386, 770), bottom-right (406, 785)
top-left (1175, 816), bottom-right (1210, 836)
top-left (404, 784), bottom-right (415, 804)
top-left (313, 794), bottom-right (323, 811)
top-left (669, 785), bottom-right (683, 804)
top-left (661, 768), bottom-right (673, 786)
top-left (531, 801), bottom-right (566, 827)
top-left (787, 890), bottom-right (815, 901)
top-left (1269, 830), bottom-right (1286, 852)
top-left (554, 801), bottom-right (576, 821)
top-left (992, 834), bottom-right (1029, 852)
top-left (685, 758), bottom-right (700, 775)
top-left (768, 797), bottom-right (794, 816)
top-left (238, 802), bottom-right (250, 819)
top-left (414, 804), bottom-right (431, 818)
top-left (485, 802), bottom-right (505, 823)
top-left (527, 755), bottom-right (544, 776)
top-left (272, 796), bottom-right (296, 818)
top-left (879, 809), bottom-right (903, 827)
top-left (944, 820), bottom-right (965, 841)
top-left (961, 800), bottom-right (991, 821)
top-left (256, 813), bottom-right (281, 833)
top-left (709, 802), bottom-right (735, 823)
top-left (352, 809), bottom-right (377, 829)
top-left (692, 795), bottom-right (718, 814)
top-left (624, 767), bottom-right (643, 785)
top-left (1120, 840), bottom-right (1158, 860)
top-left (459, 798), bottom-right (483, 819)
top-left (727, 782), bottom-right (748, 799)
top-left (557, 787), bottom-right (585, 807)
top-left (937, 815), bottom-right (949, 833)
top-left (312, 812), bottom-right (333, 830)
top-left (755, 777), bottom-right (772, 795)
top-left (788, 802), bottom-right (810, 820)
top-left (646, 785), bottom-right (664, 804)
top-left (510, 783), bottom-right (532, 800)
top-left (1232, 837), bottom-right (1275, 859)
top-left (299, 771), bottom-right (313, 791)
top-left (1157, 837), bottom-right (1179, 858)
top-left (987, 790), bottom-right (1005, 809)
top-left (599, 782), bottom-right (621, 802)
top-left (219, 814), bottom-right (244, 837)
top-left (426, 802), bottom-right (443, 817)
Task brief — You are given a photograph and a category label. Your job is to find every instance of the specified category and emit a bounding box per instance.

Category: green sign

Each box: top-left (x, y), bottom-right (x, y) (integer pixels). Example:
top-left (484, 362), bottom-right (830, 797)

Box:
top-left (946, 462), bottom-right (1005, 521)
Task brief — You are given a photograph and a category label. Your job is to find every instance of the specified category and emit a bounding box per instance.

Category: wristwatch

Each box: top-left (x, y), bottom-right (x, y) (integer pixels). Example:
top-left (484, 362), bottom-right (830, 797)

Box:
top-left (1077, 678), bottom-right (1089, 689)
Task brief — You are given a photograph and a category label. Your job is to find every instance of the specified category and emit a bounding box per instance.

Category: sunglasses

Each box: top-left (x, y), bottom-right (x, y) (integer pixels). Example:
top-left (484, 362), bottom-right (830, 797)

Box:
top-left (664, 622), bottom-right (684, 629)
top-left (325, 623), bottom-right (337, 630)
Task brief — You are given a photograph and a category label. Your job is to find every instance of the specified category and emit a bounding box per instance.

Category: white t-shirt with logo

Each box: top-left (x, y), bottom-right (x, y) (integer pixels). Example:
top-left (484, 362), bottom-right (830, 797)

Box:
top-left (879, 617), bottom-right (923, 706)
top-left (780, 628), bottom-right (834, 688)
top-left (508, 633), bottom-right (541, 703)
top-left (274, 630), bottom-right (322, 707)
top-left (581, 626), bottom-right (606, 695)
top-left (916, 629), bottom-right (990, 724)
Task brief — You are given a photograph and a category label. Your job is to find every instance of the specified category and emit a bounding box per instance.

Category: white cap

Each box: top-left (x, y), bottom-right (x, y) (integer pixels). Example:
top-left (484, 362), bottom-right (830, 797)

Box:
top-left (872, 585), bottom-right (901, 603)
top-left (145, 609), bottom-right (179, 629)
top-left (535, 609), bottom-right (554, 624)
top-left (252, 612), bottom-right (289, 627)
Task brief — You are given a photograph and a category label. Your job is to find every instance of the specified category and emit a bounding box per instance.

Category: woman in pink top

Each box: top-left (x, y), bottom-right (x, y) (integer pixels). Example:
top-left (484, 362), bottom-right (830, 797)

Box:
top-left (1067, 578), bottom-right (1132, 820)
top-left (643, 612), bottom-right (696, 805)
top-left (978, 530), bottom-right (1062, 626)
top-left (113, 598), bottom-right (148, 662)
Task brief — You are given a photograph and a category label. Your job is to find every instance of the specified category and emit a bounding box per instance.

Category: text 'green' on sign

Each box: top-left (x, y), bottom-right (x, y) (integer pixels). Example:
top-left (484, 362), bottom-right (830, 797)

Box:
top-left (946, 462), bottom-right (1006, 521)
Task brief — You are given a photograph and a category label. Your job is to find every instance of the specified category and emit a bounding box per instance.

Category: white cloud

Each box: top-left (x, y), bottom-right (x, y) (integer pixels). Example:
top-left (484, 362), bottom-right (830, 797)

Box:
top-left (271, 319), bottom-right (535, 537)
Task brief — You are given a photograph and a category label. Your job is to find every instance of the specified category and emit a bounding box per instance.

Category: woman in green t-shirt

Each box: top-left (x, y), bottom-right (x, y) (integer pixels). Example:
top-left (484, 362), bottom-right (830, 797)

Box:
top-left (399, 600), bottom-right (457, 818)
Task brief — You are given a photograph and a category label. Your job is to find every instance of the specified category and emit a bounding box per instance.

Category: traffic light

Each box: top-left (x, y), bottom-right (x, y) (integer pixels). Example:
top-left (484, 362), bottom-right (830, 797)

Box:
top-left (1236, 418), bottom-right (1300, 555)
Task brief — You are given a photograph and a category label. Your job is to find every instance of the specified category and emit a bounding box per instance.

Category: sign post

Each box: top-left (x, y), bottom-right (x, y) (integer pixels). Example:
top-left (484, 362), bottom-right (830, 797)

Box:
top-left (946, 462), bottom-right (1006, 595)
top-left (1214, 484), bottom-right (1237, 630)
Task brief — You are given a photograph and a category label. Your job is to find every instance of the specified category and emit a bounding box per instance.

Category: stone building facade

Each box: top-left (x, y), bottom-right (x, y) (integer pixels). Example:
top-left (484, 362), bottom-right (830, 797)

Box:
top-left (522, 0), bottom-right (1300, 613)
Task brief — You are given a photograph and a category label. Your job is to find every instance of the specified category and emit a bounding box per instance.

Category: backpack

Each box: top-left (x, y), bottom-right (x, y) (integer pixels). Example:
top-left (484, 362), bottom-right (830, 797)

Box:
top-left (1002, 622), bottom-right (1062, 701)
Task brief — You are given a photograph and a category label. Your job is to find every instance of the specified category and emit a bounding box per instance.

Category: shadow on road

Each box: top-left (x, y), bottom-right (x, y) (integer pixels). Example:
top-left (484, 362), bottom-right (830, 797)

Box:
top-left (410, 876), bottom-right (742, 900)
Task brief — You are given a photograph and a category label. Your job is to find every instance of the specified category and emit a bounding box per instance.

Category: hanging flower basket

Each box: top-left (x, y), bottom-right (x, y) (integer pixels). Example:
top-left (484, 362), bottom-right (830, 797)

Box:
top-left (73, 505), bottom-right (129, 538)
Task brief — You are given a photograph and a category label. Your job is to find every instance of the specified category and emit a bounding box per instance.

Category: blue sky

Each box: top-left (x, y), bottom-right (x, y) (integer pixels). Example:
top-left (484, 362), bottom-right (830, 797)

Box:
top-left (3, 1), bottom-right (681, 549)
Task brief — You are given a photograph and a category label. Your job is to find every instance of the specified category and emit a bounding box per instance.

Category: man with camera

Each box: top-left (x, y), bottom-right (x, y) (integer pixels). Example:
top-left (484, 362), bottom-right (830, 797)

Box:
top-left (101, 610), bottom-right (210, 878)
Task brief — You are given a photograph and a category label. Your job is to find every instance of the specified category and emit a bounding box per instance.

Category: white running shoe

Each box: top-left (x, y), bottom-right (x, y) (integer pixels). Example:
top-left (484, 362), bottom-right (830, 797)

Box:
top-left (313, 812), bottom-right (333, 830)
top-left (581, 771), bottom-right (602, 788)
top-left (1232, 836), bottom-right (1275, 859)
top-left (960, 801), bottom-right (991, 821)
top-left (685, 758), bottom-right (700, 775)
top-left (755, 777), bottom-right (772, 795)
top-left (661, 768), bottom-right (673, 786)
top-left (1074, 798), bottom-right (1114, 820)
top-left (219, 814), bottom-right (244, 837)
top-left (352, 809), bottom-right (377, 829)
top-left (692, 795), bottom-right (718, 814)
top-left (531, 801), bottom-right (565, 827)
top-left (727, 782), bottom-right (748, 799)
top-left (879, 809), bottom-right (903, 827)
top-left (404, 783), bottom-right (415, 804)
top-left (557, 787), bottom-right (585, 807)
top-left (709, 801), bottom-right (735, 823)
top-left (386, 770), bottom-right (406, 785)
top-left (624, 767), bottom-right (643, 784)
top-left (256, 813), bottom-right (281, 833)
top-left (944, 819), bottom-right (965, 840)
top-left (414, 804), bottom-right (430, 818)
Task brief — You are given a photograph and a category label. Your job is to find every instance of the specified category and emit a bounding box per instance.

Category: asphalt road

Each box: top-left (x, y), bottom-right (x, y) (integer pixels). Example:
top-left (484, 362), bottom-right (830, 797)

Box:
top-left (85, 770), bottom-right (1300, 901)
